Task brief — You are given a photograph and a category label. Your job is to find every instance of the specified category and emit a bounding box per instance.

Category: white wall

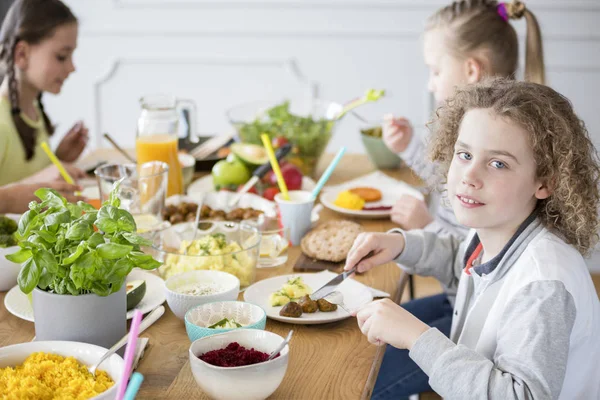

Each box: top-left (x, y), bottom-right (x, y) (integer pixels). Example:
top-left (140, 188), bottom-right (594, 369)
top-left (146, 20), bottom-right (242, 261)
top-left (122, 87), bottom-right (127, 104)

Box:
top-left (47, 0), bottom-right (600, 269)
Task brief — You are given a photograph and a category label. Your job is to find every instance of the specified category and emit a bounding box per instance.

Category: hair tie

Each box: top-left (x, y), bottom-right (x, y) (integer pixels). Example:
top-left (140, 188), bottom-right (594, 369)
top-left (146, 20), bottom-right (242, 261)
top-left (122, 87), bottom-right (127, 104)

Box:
top-left (497, 3), bottom-right (509, 22)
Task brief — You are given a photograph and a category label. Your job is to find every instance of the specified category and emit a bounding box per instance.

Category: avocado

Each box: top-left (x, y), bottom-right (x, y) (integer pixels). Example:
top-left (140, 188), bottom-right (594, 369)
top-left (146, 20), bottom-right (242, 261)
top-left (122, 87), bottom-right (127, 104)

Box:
top-left (126, 280), bottom-right (146, 310)
top-left (230, 143), bottom-right (269, 168)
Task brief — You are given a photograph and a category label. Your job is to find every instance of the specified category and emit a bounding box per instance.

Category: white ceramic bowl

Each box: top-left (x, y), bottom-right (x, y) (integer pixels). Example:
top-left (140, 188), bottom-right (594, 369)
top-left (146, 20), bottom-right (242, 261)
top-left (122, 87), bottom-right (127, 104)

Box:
top-left (165, 270), bottom-right (240, 320)
top-left (0, 246), bottom-right (21, 292)
top-left (0, 340), bottom-right (124, 400)
top-left (189, 329), bottom-right (289, 400)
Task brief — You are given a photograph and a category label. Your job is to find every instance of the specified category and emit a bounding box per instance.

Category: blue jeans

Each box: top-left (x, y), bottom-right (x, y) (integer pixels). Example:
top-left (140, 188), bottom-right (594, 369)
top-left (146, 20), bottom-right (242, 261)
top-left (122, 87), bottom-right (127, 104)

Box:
top-left (372, 293), bottom-right (453, 400)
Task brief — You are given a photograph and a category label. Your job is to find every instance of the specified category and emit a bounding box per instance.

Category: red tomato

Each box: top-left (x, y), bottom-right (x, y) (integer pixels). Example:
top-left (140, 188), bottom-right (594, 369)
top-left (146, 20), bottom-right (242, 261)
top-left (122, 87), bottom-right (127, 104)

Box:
top-left (264, 162), bottom-right (303, 191)
top-left (262, 187), bottom-right (280, 201)
top-left (271, 136), bottom-right (289, 149)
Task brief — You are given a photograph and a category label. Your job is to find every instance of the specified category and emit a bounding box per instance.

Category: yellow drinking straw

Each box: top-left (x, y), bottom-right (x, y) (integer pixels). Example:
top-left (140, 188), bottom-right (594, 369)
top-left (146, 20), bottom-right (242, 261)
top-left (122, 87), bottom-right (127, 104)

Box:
top-left (260, 134), bottom-right (289, 200)
top-left (40, 142), bottom-right (81, 195)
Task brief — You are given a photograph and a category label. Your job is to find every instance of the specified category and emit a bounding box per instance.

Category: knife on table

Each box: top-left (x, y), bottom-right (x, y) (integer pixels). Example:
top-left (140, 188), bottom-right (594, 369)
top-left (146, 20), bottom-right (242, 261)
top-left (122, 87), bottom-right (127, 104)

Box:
top-left (228, 143), bottom-right (292, 207)
top-left (310, 252), bottom-right (375, 300)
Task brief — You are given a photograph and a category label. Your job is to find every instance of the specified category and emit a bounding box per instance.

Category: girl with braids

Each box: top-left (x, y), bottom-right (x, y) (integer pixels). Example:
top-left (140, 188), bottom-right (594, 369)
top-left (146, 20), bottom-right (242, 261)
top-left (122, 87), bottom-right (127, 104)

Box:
top-left (345, 78), bottom-right (600, 399)
top-left (387, 0), bottom-right (543, 235)
top-left (0, 0), bottom-right (87, 189)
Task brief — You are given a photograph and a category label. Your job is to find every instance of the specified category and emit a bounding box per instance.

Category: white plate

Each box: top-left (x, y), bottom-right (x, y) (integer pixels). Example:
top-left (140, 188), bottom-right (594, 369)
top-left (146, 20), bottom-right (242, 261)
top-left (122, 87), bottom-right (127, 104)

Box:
top-left (243, 273), bottom-right (373, 325)
top-left (3, 269), bottom-right (165, 322)
top-left (187, 175), bottom-right (316, 197)
top-left (320, 171), bottom-right (424, 219)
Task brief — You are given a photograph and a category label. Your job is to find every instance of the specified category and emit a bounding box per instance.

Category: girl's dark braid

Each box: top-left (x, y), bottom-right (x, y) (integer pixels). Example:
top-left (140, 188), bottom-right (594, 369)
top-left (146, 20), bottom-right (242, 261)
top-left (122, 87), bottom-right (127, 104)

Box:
top-left (38, 93), bottom-right (55, 136)
top-left (5, 35), bottom-right (43, 160)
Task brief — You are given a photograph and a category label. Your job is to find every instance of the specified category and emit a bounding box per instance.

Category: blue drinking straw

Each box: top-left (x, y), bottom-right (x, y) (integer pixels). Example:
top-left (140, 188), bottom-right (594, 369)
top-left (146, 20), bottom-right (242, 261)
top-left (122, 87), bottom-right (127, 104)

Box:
top-left (123, 372), bottom-right (144, 400)
top-left (311, 147), bottom-right (346, 199)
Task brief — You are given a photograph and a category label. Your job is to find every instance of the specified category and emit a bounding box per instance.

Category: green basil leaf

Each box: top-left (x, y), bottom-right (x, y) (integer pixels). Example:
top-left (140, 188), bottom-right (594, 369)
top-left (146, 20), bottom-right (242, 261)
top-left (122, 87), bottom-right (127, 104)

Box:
top-left (66, 280), bottom-right (79, 295)
top-left (87, 232), bottom-right (105, 249)
top-left (36, 229), bottom-right (57, 244)
top-left (73, 251), bottom-right (97, 273)
top-left (81, 211), bottom-right (98, 224)
top-left (120, 232), bottom-right (151, 246)
top-left (17, 258), bottom-right (40, 294)
top-left (98, 205), bottom-right (119, 221)
top-left (66, 221), bottom-right (93, 241)
top-left (5, 248), bottom-right (32, 263)
top-left (35, 188), bottom-right (66, 208)
top-left (92, 282), bottom-right (111, 297)
top-left (95, 217), bottom-right (118, 234)
top-left (96, 243), bottom-right (133, 259)
top-left (17, 210), bottom-right (37, 237)
top-left (63, 242), bottom-right (86, 265)
top-left (67, 203), bottom-right (83, 219)
top-left (117, 217), bottom-right (136, 233)
top-left (54, 278), bottom-right (68, 294)
top-left (117, 210), bottom-right (136, 230)
top-left (35, 249), bottom-right (58, 274)
top-left (69, 267), bottom-right (85, 288)
top-left (136, 257), bottom-right (162, 270)
top-left (110, 257), bottom-right (134, 279)
top-left (129, 251), bottom-right (161, 270)
top-left (78, 201), bottom-right (97, 212)
top-left (44, 210), bottom-right (71, 230)
top-left (38, 269), bottom-right (53, 290)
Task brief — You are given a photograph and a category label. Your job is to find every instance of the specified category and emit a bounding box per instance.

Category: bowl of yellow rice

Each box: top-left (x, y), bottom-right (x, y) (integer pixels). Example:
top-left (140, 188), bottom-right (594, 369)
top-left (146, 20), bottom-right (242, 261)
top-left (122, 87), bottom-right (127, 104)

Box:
top-left (0, 341), bottom-right (124, 399)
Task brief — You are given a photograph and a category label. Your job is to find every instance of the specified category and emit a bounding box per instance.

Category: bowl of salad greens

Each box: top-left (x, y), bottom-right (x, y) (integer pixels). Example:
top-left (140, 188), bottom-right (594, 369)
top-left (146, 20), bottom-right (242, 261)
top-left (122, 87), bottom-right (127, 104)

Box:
top-left (227, 99), bottom-right (342, 177)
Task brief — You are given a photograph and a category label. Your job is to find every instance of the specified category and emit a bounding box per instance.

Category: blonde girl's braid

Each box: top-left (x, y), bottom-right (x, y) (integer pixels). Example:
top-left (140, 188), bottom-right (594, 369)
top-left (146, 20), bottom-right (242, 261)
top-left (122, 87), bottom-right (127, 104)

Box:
top-left (427, 0), bottom-right (545, 85)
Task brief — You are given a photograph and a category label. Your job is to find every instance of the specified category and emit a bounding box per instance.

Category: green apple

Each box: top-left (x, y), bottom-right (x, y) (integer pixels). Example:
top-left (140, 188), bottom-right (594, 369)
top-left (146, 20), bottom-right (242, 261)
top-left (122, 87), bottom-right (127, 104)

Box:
top-left (212, 158), bottom-right (250, 188)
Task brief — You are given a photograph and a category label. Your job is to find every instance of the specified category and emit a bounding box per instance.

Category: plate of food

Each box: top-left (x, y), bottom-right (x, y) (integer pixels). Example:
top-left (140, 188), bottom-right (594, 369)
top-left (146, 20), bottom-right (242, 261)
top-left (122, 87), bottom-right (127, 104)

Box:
top-left (320, 171), bottom-right (424, 219)
top-left (243, 274), bottom-right (372, 325)
top-left (3, 269), bottom-right (165, 322)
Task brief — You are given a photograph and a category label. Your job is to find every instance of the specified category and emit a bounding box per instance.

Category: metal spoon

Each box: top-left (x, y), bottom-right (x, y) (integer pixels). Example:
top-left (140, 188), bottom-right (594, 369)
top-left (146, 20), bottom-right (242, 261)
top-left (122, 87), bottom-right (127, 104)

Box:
top-left (103, 133), bottom-right (137, 163)
top-left (183, 195), bottom-right (203, 255)
top-left (88, 305), bottom-right (165, 376)
top-left (266, 330), bottom-right (293, 362)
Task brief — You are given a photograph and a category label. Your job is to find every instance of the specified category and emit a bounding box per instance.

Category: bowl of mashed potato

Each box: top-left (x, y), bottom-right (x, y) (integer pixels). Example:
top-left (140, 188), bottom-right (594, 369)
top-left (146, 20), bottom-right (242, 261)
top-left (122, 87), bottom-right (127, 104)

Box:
top-left (150, 221), bottom-right (261, 290)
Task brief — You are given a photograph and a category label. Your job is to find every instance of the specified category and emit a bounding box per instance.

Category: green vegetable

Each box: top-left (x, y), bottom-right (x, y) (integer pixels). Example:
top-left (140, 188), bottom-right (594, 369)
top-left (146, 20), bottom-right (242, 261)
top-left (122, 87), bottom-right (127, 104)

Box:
top-left (208, 318), bottom-right (243, 329)
top-left (126, 280), bottom-right (146, 310)
top-left (6, 185), bottom-right (162, 296)
top-left (236, 101), bottom-right (335, 176)
top-left (336, 89), bottom-right (386, 120)
top-left (361, 126), bottom-right (383, 138)
top-left (0, 215), bottom-right (17, 235)
top-left (230, 143), bottom-right (269, 168)
top-left (0, 215), bottom-right (18, 248)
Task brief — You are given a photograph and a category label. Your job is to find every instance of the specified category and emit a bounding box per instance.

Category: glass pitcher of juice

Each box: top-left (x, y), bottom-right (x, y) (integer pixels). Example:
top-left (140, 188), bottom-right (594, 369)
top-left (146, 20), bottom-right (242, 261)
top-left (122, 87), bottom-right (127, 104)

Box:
top-left (136, 94), bottom-right (197, 196)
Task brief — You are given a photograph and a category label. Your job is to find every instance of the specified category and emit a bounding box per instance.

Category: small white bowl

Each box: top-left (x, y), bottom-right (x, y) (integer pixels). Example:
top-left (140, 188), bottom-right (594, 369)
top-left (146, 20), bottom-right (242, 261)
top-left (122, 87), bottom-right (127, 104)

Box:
top-left (0, 246), bottom-right (21, 292)
top-left (165, 270), bottom-right (240, 320)
top-left (0, 340), bottom-right (124, 400)
top-left (189, 329), bottom-right (289, 400)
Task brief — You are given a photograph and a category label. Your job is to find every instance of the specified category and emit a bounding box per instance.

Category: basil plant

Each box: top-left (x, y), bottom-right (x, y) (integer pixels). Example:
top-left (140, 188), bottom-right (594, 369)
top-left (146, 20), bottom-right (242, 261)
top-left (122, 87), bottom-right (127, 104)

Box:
top-left (6, 185), bottom-right (161, 296)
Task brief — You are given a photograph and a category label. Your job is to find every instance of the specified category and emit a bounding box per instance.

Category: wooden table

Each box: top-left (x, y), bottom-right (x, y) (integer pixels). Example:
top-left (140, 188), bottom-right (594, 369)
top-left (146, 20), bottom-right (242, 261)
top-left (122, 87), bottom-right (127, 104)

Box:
top-left (0, 151), bottom-right (423, 399)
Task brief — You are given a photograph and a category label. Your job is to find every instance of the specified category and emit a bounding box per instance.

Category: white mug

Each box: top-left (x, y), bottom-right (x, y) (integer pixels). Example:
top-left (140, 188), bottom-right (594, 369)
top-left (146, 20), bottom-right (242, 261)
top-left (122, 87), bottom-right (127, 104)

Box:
top-left (274, 190), bottom-right (315, 246)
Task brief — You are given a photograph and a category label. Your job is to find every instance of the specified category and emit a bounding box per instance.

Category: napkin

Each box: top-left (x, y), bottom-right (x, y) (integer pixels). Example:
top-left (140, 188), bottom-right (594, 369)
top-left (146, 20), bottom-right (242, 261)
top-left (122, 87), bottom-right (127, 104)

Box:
top-left (315, 270), bottom-right (391, 298)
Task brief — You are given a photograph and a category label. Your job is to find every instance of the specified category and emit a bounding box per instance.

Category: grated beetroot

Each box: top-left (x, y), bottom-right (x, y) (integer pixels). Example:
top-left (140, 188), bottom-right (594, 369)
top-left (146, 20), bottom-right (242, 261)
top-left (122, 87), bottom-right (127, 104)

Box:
top-left (199, 342), bottom-right (277, 367)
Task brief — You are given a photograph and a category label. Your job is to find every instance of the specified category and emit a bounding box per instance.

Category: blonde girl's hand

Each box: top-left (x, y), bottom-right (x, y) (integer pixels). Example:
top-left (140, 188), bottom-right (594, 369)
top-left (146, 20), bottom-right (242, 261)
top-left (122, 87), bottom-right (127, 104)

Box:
top-left (382, 114), bottom-right (413, 153)
top-left (56, 121), bottom-right (89, 162)
top-left (391, 195), bottom-right (433, 230)
top-left (355, 298), bottom-right (429, 349)
top-left (344, 232), bottom-right (405, 273)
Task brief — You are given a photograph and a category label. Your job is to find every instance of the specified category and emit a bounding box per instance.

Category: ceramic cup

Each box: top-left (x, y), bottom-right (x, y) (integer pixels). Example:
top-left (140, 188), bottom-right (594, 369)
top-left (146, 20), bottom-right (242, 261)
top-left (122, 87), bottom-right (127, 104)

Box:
top-left (274, 190), bottom-right (314, 246)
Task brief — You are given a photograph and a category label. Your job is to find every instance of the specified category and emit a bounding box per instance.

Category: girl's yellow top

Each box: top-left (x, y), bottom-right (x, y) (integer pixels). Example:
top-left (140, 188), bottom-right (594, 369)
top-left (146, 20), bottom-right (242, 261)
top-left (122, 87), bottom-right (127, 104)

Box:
top-left (0, 96), bottom-right (51, 186)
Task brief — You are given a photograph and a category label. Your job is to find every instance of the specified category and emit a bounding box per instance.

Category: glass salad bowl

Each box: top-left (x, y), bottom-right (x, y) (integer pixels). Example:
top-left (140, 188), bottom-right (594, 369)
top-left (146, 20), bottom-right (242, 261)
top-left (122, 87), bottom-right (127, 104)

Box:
top-left (147, 220), bottom-right (261, 289)
top-left (226, 98), bottom-right (343, 177)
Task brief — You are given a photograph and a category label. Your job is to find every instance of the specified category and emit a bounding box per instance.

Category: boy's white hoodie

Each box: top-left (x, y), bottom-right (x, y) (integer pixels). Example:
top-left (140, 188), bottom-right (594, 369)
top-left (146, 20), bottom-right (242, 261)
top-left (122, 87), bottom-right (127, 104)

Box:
top-left (393, 215), bottom-right (600, 399)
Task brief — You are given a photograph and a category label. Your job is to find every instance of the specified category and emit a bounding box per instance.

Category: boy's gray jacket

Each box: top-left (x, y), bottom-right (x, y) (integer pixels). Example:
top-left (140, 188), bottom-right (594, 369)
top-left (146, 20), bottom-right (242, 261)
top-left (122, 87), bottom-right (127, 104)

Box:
top-left (393, 218), bottom-right (600, 399)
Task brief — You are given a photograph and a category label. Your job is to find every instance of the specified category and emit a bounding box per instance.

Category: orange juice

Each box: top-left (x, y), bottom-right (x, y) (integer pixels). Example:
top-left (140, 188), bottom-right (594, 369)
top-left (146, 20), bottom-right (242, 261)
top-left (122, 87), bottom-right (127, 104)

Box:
top-left (135, 134), bottom-right (183, 196)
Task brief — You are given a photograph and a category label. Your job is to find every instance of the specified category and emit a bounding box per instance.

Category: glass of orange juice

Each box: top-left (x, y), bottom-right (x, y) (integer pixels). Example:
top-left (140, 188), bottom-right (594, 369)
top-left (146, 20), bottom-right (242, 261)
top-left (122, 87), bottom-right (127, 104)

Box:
top-left (136, 94), bottom-right (198, 197)
top-left (94, 162), bottom-right (168, 233)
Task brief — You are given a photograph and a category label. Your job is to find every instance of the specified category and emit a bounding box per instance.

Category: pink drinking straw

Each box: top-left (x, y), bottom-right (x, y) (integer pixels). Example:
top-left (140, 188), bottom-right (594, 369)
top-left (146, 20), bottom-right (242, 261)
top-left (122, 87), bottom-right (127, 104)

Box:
top-left (116, 309), bottom-right (143, 400)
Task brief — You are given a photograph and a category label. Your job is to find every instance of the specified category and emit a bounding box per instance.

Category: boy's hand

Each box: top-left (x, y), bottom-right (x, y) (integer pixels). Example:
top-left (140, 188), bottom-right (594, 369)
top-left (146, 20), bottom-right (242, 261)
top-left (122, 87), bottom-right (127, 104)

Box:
top-left (344, 232), bottom-right (405, 273)
top-left (391, 195), bottom-right (433, 230)
top-left (382, 114), bottom-right (413, 153)
top-left (56, 121), bottom-right (89, 162)
top-left (355, 298), bottom-right (429, 349)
